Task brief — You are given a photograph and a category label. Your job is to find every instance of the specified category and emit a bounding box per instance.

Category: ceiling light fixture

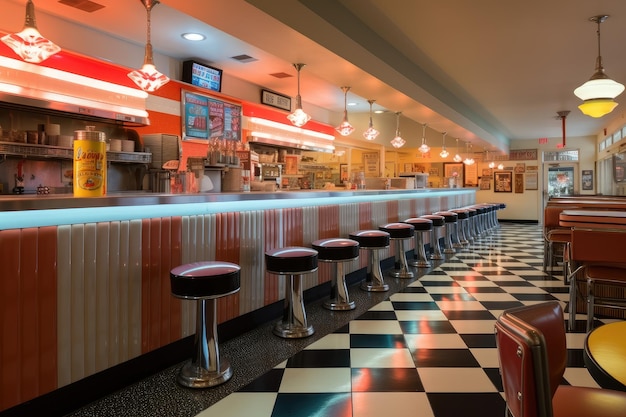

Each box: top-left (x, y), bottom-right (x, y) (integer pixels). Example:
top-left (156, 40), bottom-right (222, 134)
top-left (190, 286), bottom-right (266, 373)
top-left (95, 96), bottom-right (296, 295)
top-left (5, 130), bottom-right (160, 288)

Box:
top-left (287, 63), bottom-right (311, 127)
top-left (418, 123), bottom-right (430, 154)
top-left (390, 112), bottom-right (406, 148)
top-left (463, 142), bottom-right (475, 165)
top-left (1, 0), bottom-right (61, 64)
top-left (335, 86), bottom-right (355, 136)
top-left (128, 0), bottom-right (170, 93)
top-left (363, 99), bottom-right (380, 140)
top-left (181, 32), bottom-right (206, 41)
top-left (574, 15), bottom-right (624, 118)
top-left (439, 131), bottom-right (449, 158)
top-left (453, 138), bottom-right (463, 162)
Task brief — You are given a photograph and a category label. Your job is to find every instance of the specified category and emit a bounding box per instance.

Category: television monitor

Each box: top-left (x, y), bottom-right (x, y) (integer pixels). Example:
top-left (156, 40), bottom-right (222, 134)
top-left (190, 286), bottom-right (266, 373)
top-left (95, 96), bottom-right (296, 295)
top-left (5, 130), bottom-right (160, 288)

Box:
top-left (182, 60), bottom-right (222, 92)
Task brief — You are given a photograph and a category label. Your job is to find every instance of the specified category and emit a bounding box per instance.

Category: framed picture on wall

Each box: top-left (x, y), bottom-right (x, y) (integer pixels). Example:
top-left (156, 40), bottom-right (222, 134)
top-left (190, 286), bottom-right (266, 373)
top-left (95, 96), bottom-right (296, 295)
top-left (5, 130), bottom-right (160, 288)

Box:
top-left (443, 163), bottom-right (464, 185)
top-left (514, 173), bottom-right (524, 193)
top-left (494, 171), bottom-right (512, 193)
top-left (582, 170), bottom-right (593, 190)
top-left (525, 172), bottom-right (538, 190)
top-left (479, 177), bottom-right (491, 190)
top-left (340, 164), bottom-right (349, 182)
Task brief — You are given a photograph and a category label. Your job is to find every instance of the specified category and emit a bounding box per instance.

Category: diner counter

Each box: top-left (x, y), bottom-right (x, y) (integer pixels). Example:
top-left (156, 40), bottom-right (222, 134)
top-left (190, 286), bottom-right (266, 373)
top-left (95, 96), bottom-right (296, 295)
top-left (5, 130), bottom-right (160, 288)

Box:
top-left (0, 188), bottom-right (474, 229)
top-left (0, 187), bottom-right (476, 412)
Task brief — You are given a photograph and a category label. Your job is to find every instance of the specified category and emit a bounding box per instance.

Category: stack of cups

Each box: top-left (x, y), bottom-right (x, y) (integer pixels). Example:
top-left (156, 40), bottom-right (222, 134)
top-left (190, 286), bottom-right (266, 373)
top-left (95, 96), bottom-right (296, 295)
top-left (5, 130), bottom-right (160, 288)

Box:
top-left (45, 124), bottom-right (61, 146)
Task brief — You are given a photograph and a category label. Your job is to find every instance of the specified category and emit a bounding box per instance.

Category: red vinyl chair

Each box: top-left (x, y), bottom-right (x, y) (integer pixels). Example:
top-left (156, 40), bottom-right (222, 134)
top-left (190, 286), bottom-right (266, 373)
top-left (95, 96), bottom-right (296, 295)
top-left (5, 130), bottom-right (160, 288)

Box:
top-left (495, 301), bottom-right (626, 417)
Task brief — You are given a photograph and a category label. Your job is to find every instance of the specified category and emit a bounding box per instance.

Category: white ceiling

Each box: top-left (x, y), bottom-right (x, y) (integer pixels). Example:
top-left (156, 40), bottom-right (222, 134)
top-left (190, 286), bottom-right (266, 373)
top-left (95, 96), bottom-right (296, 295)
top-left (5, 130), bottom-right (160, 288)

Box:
top-left (5, 0), bottom-right (626, 153)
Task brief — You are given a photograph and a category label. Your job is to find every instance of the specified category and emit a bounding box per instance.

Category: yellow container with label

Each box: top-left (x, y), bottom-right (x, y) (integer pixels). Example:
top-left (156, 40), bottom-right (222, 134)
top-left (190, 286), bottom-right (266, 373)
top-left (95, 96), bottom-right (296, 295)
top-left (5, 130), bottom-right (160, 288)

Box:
top-left (73, 127), bottom-right (107, 197)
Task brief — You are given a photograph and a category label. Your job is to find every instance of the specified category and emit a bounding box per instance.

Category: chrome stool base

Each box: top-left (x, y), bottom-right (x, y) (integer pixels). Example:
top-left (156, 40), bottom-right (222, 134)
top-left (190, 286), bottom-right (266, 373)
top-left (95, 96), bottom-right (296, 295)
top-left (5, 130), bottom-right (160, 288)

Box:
top-left (177, 358), bottom-right (232, 389)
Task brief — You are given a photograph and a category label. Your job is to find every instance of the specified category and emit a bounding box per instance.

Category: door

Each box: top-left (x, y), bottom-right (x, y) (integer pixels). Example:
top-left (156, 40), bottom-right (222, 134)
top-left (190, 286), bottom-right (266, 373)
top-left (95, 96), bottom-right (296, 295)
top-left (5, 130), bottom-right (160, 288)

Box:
top-left (545, 164), bottom-right (577, 198)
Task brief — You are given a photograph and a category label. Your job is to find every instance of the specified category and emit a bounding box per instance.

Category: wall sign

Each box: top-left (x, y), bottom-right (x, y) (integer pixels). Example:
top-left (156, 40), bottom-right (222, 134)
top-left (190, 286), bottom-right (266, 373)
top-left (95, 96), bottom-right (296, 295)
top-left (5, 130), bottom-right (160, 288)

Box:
top-left (182, 90), bottom-right (242, 142)
top-left (261, 89), bottom-right (292, 111)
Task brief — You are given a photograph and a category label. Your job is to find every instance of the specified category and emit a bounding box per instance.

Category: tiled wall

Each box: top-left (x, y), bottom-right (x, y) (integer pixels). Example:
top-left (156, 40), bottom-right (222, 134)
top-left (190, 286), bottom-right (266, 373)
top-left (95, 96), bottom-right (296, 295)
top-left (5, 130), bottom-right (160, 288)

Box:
top-left (0, 192), bottom-right (474, 411)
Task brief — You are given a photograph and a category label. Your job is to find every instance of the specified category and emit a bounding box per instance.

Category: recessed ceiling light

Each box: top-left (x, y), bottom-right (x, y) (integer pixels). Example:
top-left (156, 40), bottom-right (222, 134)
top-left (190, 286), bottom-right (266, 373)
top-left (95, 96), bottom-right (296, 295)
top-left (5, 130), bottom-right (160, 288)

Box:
top-left (182, 33), bottom-right (206, 41)
top-left (347, 102), bottom-right (357, 106)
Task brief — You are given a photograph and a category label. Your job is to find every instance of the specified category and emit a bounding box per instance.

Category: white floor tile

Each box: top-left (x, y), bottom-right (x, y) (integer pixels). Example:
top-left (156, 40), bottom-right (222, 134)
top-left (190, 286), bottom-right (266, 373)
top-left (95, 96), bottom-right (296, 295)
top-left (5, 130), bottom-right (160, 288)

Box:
top-left (352, 392), bottom-right (435, 417)
top-left (278, 368), bottom-right (352, 392)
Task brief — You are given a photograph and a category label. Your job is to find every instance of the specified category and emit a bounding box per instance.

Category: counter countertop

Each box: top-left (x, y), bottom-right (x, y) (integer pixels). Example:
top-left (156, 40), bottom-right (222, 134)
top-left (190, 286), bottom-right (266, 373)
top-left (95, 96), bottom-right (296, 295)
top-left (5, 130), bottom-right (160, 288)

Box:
top-left (0, 188), bottom-right (476, 230)
top-left (0, 188), bottom-right (467, 211)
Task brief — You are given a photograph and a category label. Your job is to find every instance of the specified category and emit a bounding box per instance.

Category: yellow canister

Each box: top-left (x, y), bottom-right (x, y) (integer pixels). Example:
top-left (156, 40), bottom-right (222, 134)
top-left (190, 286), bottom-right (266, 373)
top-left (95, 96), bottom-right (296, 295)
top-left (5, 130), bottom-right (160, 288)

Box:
top-left (73, 127), bottom-right (107, 197)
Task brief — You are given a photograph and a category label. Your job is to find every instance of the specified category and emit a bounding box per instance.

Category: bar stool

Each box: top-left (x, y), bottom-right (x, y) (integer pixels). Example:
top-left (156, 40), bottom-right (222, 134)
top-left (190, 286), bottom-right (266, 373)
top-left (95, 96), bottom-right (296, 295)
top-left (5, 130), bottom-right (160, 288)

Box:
top-left (403, 217), bottom-right (433, 267)
top-left (450, 208), bottom-right (470, 246)
top-left (463, 207), bottom-right (477, 242)
top-left (420, 214), bottom-right (445, 260)
top-left (266, 247), bottom-right (318, 338)
top-left (379, 222), bottom-right (415, 279)
top-left (435, 211), bottom-right (458, 254)
top-left (471, 205), bottom-right (486, 237)
top-left (349, 230), bottom-right (390, 292)
top-left (170, 261), bottom-right (241, 388)
top-left (312, 238), bottom-right (360, 311)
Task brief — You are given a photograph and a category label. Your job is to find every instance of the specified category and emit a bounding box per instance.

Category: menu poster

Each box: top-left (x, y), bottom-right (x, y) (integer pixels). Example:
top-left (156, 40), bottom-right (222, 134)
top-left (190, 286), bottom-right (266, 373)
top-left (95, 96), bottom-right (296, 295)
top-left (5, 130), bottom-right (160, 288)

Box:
top-left (223, 102), bottom-right (241, 140)
top-left (182, 90), bottom-right (243, 142)
top-left (209, 99), bottom-right (224, 138)
top-left (183, 92), bottom-right (209, 139)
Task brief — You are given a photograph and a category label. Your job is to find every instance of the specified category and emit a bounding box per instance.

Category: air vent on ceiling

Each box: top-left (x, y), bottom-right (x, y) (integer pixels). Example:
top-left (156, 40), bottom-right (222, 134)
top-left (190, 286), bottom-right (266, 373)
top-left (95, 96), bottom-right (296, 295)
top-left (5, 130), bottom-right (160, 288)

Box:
top-left (59, 0), bottom-right (105, 12)
top-left (230, 54), bottom-right (258, 63)
top-left (269, 72), bottom-right (292, 79)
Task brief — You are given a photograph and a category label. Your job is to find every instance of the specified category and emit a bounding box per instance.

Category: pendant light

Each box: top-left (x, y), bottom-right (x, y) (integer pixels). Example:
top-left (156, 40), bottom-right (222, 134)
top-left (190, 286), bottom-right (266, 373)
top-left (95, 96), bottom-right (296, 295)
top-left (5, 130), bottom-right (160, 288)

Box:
top-left (439, 131), bottom-right (449, 158)
top-left (390, 112), bottom-right (406, 148)
top-left (418, 123), bottom-right (430, 154)
top-left (335, 86), bottom-right (355, 136)
top-left (128, 0), bottom-right (170, 93)
top-left (363, 99), bottom-right (380, 140)
top-left (1, 0), bottom-right (60, 63)
top-left (488, 150), bottom-right (496, 169)
top-left (574, 15), bottom-right (624, 118)
top-left (287, 63), bottom-right (311, 127)
top-left (463, 142), bottom-right (475, 166)
top-left (453, 138), bottom-right (463, 162)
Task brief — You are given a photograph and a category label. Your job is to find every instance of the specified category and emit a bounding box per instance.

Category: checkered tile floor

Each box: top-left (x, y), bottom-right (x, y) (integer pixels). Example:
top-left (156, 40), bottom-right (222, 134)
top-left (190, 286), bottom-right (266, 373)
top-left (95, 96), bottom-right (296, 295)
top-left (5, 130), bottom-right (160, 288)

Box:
top-left (195, 223), bottom-right (602, 417)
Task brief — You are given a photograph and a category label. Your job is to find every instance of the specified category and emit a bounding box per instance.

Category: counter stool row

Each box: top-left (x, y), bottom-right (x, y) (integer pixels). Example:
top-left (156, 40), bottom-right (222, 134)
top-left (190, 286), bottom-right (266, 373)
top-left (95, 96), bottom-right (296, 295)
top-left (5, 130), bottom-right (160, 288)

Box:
top-left (167, 202), bottom-right (507, 389)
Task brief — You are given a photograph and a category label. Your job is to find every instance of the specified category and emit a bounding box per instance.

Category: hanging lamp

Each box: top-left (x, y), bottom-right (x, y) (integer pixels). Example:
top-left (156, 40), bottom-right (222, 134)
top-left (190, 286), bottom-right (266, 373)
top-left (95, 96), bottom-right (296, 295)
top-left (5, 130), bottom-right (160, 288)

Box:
top-left (335, 86), bottom-right (355, 136)
top-left (363, 99), bottom-right (380, 140)
top-left (287, 63), bottom-right (311, 127)
top-left (463, 142), bottom-right (475, 165)
top-left (488, 150), bottom-right (496, 169)
top-left (439, 131), bottom-right (449, 158)
top-left (390, 112), bottom-right (406, 148)
top-left (128, 0), bottom-right (170, 92)
top-left (418, 123), bottom-right (430, 154)
top-left (574, 15), bottom-right (624, 118)
top-left (1, 0), bottom-right (60, 63)
top-left (453, 138), bottom-right (463, 162)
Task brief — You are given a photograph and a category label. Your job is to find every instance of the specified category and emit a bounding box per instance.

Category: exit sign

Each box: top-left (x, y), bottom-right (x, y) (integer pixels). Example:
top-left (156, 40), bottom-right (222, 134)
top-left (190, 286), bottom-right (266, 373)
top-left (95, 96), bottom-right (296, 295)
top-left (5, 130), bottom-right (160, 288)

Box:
top-left (538, 137), bottom-right (548, 144)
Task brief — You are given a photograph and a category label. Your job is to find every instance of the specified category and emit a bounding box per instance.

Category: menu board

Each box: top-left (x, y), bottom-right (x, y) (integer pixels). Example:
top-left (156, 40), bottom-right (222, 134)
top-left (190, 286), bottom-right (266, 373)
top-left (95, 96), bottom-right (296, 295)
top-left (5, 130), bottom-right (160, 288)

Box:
top-left (182, 90), bottom-right (242, 142)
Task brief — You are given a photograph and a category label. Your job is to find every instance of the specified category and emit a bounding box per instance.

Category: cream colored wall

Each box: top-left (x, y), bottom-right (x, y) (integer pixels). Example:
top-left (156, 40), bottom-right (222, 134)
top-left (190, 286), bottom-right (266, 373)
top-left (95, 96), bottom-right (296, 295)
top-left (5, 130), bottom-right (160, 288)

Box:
top-left (474, 135), bottom-right (596, 222)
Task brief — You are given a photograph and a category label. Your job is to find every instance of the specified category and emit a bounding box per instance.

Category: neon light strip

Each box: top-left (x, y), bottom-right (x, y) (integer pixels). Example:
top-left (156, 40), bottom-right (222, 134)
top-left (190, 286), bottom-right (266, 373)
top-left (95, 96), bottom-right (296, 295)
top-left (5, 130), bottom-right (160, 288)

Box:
top-left (0, 55), bottom-right (147, 98)
top-left (250, 130), bottom-right (335, 152)
top-left (249, 116), bottom-right (335, 141)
